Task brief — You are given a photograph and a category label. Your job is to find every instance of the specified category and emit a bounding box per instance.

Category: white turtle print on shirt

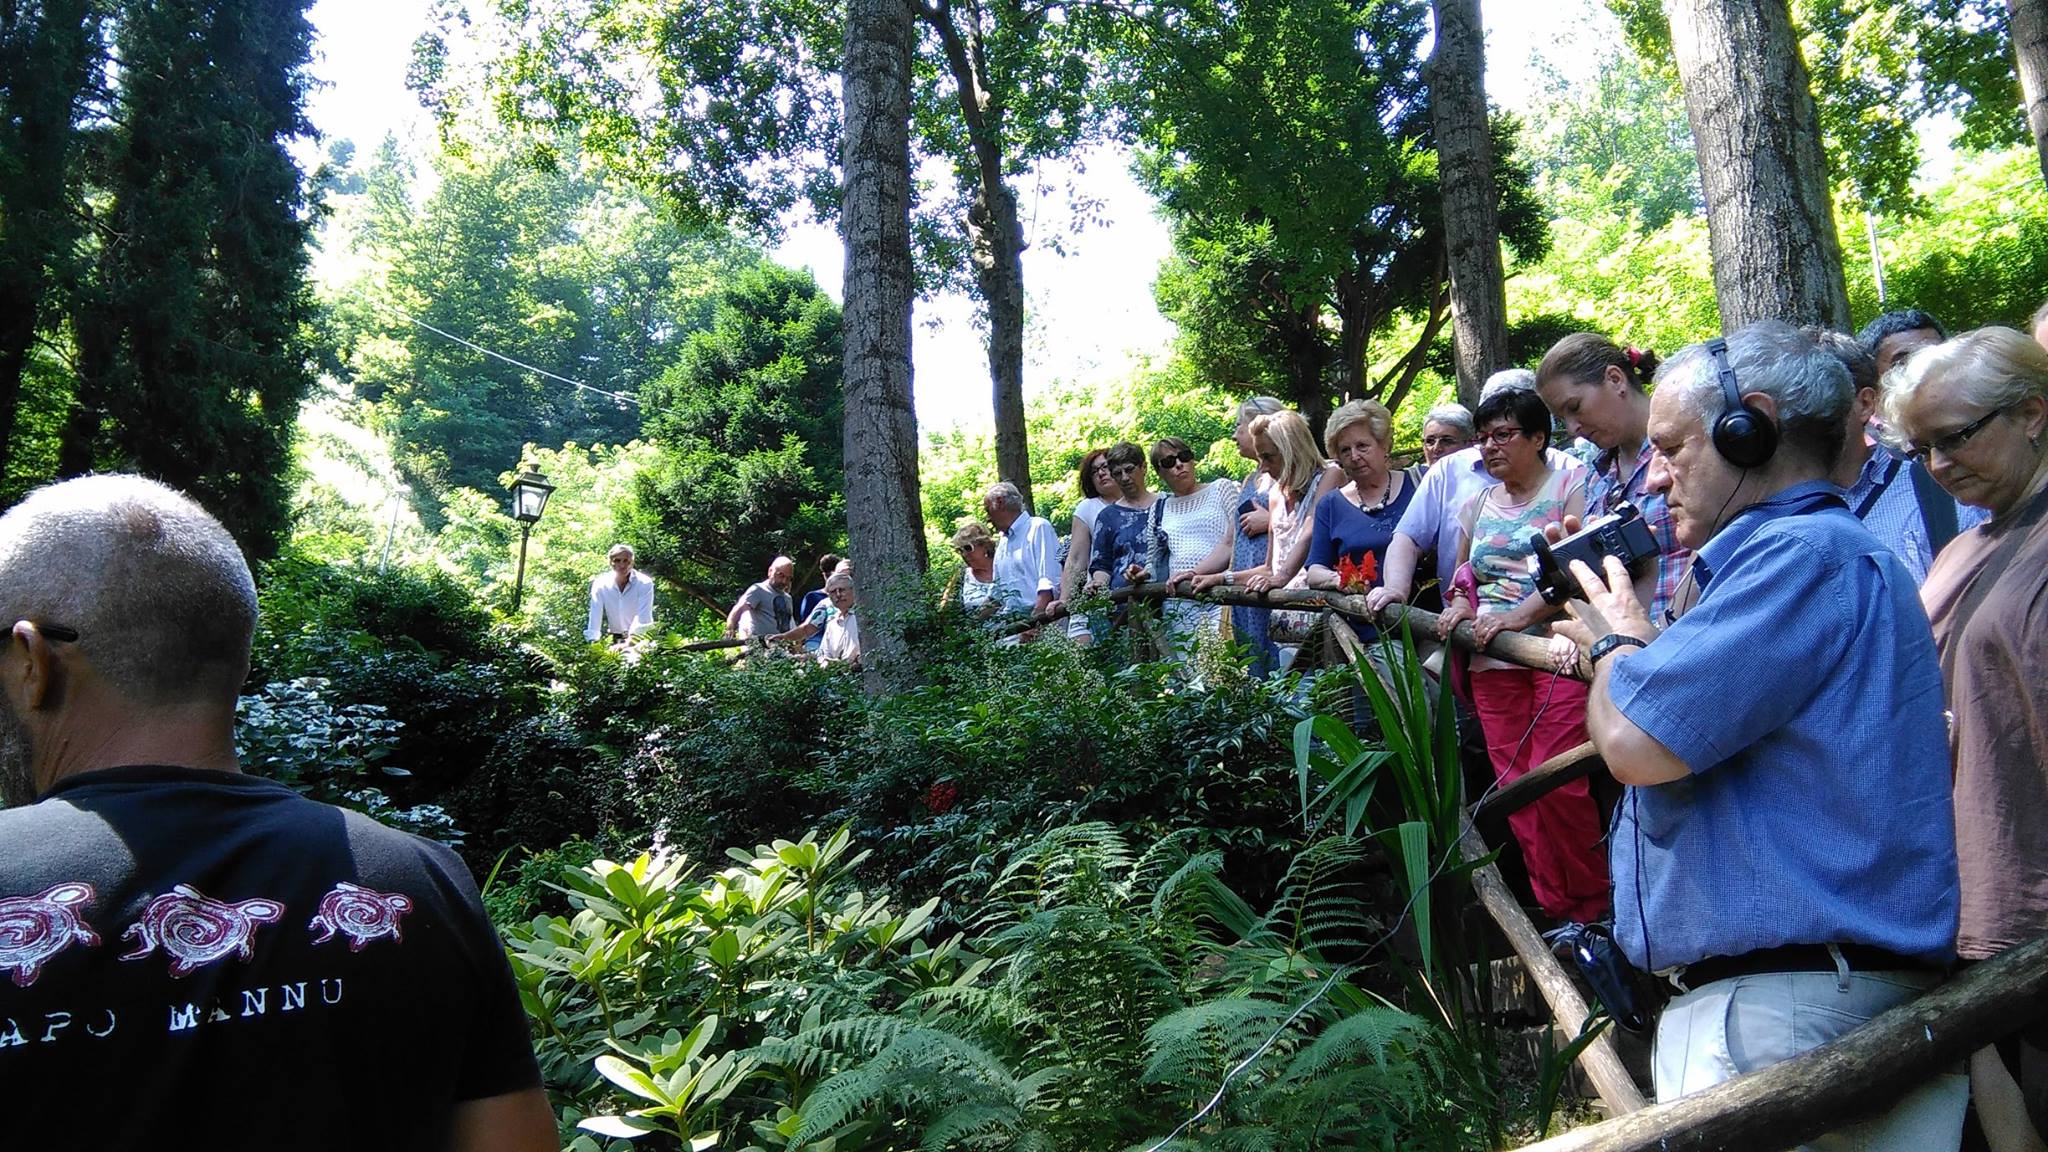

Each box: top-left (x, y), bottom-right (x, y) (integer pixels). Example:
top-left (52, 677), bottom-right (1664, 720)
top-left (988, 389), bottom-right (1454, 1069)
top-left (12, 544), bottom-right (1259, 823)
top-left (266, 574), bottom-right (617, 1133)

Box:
top-left (119, 884), bottom-right (284, 977)
top-left (308, 882), bottom-right (412, 951)
top-left (0, 882), bottom-right (100, 987)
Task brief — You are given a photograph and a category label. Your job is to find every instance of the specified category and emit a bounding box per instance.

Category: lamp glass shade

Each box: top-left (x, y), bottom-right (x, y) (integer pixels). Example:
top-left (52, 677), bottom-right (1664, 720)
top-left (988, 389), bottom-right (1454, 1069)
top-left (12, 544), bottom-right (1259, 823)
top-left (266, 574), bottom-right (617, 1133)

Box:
top-left (509, 471), bottom-right (556, 524)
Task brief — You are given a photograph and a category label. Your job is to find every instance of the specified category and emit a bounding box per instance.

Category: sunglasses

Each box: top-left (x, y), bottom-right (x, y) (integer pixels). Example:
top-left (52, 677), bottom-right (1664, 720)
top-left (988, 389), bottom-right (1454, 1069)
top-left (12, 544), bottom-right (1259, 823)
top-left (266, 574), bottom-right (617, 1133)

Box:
top-left (1154, 452), bottom-right (1195, 469)
top-left (1903, 405), bottom-right (2008, 464)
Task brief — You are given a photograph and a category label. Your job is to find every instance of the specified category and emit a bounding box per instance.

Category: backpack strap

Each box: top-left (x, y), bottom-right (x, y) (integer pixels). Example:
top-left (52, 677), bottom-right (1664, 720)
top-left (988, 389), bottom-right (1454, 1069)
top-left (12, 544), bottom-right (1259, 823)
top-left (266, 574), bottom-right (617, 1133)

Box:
top-left (1909, 459), bottom-right (1959, 557)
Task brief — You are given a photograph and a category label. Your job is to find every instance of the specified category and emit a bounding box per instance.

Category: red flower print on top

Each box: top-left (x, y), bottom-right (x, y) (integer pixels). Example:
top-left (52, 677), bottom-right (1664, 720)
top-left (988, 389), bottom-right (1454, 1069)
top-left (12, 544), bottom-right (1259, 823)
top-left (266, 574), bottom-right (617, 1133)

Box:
top-left (1336, 552), bottom-right (1380, 593)
top-left (308, 882), bottom-right (413, 951)
top-left (0, 882), bottom-right (99, 987)
top-left (120, 884), bottom-right (284, 977)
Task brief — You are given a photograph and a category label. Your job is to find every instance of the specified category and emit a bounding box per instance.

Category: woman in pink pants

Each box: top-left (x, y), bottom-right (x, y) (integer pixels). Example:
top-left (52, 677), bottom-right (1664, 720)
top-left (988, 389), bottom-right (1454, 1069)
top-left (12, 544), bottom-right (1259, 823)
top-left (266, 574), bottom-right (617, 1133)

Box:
top-left (1437, 387), bottom-right (1610, 924)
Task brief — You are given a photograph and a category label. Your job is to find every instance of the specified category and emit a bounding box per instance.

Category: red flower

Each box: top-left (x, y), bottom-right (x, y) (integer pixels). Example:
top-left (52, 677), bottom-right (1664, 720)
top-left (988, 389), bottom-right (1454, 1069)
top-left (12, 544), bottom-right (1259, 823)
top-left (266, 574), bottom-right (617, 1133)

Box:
top-left (924, 781), bottom-right (960, 814)
top-left (1336, 553), bottom-right (1379, 593)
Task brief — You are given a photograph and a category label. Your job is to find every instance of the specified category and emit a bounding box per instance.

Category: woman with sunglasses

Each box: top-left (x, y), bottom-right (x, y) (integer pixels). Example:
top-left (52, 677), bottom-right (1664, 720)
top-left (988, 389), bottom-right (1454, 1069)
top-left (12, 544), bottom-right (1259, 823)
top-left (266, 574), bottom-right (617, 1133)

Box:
top-left (1154, 436), bottom-right (1240, 648)
top-left (1887, 327), bottom-right (2048, 1146)
top-left (944, 522), bottom-right (1003, 618)
top-left (1054, 448), bottom-right (1123, 645)
top-left (1435, 387), bottom-right (1606, 925)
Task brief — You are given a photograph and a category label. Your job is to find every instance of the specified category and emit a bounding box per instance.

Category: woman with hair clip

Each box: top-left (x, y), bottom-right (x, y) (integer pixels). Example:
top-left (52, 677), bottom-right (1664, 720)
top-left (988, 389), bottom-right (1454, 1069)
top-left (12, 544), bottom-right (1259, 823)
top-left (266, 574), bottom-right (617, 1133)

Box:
top-left (1192, 409), bottom-right (1329, 670)
top-left (1436, 387), bottom-right (1608, 924)
top-left (1535, 332), bottom-right (1691, 627)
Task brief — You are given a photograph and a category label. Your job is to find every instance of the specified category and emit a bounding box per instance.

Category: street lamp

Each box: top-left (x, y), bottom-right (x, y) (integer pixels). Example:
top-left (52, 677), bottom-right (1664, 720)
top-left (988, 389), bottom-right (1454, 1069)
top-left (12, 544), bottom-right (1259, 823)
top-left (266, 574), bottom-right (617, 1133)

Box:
top-left (507, 466), bottom-right (556, 611)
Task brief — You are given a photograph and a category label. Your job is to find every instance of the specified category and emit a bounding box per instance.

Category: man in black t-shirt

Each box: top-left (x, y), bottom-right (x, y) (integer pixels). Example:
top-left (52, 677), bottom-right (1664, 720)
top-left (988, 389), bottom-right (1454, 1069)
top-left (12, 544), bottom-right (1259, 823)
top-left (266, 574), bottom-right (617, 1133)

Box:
top-left (0, 475), bottom-right (554, 1151)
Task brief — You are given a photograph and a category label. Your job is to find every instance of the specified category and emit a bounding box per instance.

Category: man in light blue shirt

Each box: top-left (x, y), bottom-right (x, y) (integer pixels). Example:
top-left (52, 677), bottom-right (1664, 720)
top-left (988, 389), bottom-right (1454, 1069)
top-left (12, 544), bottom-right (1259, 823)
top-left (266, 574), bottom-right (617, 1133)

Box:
top-left (984, 482), bottom-right (1060, 617)
top-left (1813, 325), bottom-right (1988, 584)
top-left (1556, 323), bottom-right (1964, 1148)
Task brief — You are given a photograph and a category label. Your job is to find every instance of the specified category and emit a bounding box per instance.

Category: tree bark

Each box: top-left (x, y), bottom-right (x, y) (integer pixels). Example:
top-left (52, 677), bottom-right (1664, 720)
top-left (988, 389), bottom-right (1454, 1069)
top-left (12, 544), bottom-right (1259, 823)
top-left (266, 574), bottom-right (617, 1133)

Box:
top-left (0, 0), bottom-right (98, 489)
top-left (1429, 0), bottom-right (1510, 412)
top-left (1667, 0), bottom-right (1851, 332)
top-left (924, 0), bottom-right (1033, 511)
top-left (841, 0), bottom-right (928, 689)
top-left (2014, 0), bottom-right (2048, 191)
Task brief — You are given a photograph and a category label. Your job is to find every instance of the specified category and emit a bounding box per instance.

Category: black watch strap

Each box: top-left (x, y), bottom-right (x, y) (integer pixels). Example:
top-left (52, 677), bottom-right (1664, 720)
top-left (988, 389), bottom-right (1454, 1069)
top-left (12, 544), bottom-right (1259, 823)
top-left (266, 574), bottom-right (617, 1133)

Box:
top-left (1589, 633), bottom-right (1650, 664)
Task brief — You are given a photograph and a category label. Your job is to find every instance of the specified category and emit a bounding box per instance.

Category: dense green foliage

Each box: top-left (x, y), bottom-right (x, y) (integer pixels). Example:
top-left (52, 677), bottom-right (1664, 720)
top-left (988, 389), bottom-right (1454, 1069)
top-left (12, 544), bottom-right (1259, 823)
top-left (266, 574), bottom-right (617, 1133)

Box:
top-left (623, 262), bottom-right (847, 607)
top-left (321, 140), bottom-right (759, 506)
top-left (1120, 0), bottom-right (1549, 417)
top-left (0, 0), bottom-right (322, 556)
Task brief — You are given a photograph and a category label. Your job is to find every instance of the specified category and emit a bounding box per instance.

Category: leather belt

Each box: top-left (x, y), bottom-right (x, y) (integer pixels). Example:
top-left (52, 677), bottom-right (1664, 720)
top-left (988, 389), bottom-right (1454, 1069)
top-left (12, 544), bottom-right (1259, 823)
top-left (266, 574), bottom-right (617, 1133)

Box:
top-left (1680, 943), bottom-right (1939, 989)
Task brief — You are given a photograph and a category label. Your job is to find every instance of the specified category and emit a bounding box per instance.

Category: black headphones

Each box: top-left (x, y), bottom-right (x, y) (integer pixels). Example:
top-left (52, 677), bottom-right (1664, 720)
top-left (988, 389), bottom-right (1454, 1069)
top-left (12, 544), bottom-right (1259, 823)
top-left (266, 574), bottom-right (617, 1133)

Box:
top-left (1705, 337), bottom-right (1777, 468)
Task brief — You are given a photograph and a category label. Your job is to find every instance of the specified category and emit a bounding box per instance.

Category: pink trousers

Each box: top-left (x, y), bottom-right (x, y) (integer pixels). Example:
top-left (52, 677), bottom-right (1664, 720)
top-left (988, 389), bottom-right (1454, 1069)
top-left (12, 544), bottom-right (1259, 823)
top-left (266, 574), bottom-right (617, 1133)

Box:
top-left (1469, 667), bottom-right (1611, 924)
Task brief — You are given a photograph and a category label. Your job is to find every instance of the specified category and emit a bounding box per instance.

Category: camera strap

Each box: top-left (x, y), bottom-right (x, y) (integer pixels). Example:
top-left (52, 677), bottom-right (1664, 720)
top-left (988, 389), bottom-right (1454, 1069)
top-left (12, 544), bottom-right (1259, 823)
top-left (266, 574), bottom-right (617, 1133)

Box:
top-left (1850, 455), bottom-right (1902, 521)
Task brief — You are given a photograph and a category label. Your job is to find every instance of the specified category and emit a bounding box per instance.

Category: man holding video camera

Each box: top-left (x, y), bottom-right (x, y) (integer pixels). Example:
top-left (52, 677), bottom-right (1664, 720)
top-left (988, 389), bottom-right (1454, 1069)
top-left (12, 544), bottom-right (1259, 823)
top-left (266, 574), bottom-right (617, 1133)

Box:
top-left (1554, 321), bottom-right (1965, 1148)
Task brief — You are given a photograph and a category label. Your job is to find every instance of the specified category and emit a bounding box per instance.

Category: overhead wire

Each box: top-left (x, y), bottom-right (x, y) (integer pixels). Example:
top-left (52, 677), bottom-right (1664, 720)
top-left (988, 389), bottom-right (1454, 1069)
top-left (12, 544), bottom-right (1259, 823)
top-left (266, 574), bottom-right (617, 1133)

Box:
top-left (361, 295), bottom-right (640, 408)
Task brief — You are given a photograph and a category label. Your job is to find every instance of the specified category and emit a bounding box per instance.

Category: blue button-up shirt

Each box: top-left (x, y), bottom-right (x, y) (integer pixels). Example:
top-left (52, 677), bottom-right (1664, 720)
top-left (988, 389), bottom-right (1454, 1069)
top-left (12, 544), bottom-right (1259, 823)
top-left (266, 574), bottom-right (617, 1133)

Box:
top-left (1605, 481), bottom-right (1959, 971)
top-left (1843, 441), bottom-right (1990, 585)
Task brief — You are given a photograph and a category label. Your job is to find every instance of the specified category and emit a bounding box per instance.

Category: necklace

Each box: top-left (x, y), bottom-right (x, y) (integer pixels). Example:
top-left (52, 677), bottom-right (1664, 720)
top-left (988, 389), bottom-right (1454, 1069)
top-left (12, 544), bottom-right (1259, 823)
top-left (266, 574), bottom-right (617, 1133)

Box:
top-left (1352, 472), bottom-right (1395, 515)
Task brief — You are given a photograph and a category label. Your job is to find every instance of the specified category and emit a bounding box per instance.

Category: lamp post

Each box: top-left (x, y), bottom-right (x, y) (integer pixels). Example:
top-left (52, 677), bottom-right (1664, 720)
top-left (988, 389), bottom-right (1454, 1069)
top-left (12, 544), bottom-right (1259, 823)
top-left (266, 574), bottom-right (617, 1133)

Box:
top-left (507, 466), bottom-right (556, 611)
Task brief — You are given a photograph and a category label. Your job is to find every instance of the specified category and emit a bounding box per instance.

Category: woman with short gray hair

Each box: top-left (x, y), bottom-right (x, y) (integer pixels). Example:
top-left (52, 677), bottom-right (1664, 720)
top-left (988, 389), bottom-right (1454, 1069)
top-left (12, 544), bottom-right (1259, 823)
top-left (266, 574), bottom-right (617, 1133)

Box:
top-left (1885, 327), bottom-right (2048, 1144)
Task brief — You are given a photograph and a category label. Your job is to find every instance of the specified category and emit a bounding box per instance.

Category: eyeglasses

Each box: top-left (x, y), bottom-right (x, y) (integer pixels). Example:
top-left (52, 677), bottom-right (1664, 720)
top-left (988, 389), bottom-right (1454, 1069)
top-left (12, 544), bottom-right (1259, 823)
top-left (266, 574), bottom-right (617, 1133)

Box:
top-left (1903, 405), bottom-right (2009, 464)
top-left (1109, 462), bottom-right (1143, 477)
top-left (39, 624), bottom-right (78, 642)
top-left (1090, 463), bottom-right (1112, 476)
top-left (1422, 434), bottom-right (1469, 449)
top-left (1154, 452), bottom-right (1195, 469)
top-left (1478, 427), bottom-right (1527, 447)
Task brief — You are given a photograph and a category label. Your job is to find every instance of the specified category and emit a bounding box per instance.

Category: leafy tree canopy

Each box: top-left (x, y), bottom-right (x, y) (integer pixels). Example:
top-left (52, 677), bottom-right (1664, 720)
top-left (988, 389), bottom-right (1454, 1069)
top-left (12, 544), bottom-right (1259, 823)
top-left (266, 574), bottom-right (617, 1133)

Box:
top-left (321, 138), bottom-right (756, 507)
top-left (620, 261), bottom-right (847, 611)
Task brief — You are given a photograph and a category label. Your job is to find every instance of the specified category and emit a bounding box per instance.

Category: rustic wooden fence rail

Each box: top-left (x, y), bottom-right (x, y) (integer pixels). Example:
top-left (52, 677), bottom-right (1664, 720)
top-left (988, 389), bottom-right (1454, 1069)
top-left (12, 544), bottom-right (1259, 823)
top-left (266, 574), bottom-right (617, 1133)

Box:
top-left (716, 581), bottom-right (2048, 1144)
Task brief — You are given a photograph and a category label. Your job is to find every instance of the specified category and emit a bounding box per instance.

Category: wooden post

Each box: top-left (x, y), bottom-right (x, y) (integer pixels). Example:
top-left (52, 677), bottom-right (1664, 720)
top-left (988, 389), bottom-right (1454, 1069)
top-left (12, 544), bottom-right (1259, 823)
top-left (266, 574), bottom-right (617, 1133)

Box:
top-left (1511, 933), bottom-right (2048, 1151)
top-left (1459, 811), bottom-right (1649, 1118)
top-left (1477, 741), bottom-right (1603, 820)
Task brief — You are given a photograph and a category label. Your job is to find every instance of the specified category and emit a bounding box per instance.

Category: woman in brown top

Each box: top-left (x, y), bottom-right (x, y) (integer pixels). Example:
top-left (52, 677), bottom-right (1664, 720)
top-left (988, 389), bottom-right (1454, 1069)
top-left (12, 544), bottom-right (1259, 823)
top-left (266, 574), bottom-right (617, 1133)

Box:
top-left (1886, 326), bottom-right (2048, 1148)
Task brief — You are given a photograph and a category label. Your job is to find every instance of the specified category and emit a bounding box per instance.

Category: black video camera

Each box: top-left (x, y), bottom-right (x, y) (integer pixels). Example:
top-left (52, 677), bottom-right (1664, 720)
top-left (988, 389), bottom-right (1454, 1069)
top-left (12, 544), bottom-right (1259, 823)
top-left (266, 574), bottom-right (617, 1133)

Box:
top-left (1529, 502), bottom-right (1659, 606)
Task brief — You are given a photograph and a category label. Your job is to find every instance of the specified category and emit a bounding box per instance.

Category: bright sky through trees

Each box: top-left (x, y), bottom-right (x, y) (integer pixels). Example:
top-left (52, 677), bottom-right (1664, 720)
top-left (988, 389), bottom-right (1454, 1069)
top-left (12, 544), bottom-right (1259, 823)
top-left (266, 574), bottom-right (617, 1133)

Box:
top-left (300, 0), bottom-right (1607, 431)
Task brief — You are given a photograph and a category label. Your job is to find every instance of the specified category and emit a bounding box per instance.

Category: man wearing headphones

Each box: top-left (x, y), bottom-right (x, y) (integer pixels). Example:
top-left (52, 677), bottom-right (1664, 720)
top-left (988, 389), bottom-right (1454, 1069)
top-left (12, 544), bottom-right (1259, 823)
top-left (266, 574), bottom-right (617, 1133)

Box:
top-left (1555, 322), bottom-right (1965, 1148)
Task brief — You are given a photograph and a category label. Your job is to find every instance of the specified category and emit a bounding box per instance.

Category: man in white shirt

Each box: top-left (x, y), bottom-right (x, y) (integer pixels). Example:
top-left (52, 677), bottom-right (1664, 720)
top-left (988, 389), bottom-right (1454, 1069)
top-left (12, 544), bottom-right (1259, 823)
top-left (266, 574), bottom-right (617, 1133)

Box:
top-left (983, 482), bottom-right (1059, 617)
top-left (725, 555), bottom-right (797, 640)
top-left (585, 543), bottom-right (656, 642)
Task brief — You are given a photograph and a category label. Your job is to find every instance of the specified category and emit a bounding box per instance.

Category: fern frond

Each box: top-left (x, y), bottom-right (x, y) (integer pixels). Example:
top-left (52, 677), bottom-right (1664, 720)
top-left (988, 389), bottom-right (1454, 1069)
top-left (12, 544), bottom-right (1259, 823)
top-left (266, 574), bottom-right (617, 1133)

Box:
top-left (918, 1100), bottom-right (1020, 1151)
top-left (1140, 996), bottom-right (1293, 1090)
top-left (1280, 1005), bottom-right (1431, 1082)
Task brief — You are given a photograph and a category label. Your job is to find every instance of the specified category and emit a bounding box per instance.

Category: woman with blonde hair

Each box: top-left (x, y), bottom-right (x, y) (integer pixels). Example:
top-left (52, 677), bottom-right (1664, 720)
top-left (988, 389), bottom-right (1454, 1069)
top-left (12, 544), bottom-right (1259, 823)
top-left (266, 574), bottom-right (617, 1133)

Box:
top-left (943, 522), bottom-right (1002, 618)
top-left (1194, 408), bottom-right (1328, 667)
top-left (1304, 400), bottom-right (1415, 623)
top-left (1887, 327), bottom-right (2048, 1147)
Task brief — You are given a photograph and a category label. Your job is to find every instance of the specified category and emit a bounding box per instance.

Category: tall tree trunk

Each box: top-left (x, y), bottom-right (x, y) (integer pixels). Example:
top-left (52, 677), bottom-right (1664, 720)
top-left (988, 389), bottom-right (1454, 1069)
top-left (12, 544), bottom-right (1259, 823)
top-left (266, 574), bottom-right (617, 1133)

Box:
top-left (0, 0), bottom-right (99, 489)
top-left (1429, 0), bottom-right (1509, 413)
top-left (2014, 0), bottom-right (2048, 190)
top-left (842, 0), bottom-right (927, 689)
top-left (1667, 0), bottom-right (1851, 332)
top-left (926, 0), bottom-right (1032, 510)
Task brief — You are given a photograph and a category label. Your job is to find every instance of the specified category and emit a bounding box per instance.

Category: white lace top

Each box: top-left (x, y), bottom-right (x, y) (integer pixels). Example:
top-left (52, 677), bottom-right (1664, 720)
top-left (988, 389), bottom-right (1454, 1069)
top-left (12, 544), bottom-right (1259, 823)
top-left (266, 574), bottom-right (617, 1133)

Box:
top-left (1158, 478), bottom-right (1242, 578)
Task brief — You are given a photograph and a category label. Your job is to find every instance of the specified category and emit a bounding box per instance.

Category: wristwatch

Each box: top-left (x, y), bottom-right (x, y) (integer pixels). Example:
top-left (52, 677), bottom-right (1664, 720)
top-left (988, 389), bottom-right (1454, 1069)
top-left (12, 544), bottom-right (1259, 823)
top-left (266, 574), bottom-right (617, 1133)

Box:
top-left (1225, 570), bottom-right (1236, 586)
top-left (1588, 633), bottom-right (1649, 665)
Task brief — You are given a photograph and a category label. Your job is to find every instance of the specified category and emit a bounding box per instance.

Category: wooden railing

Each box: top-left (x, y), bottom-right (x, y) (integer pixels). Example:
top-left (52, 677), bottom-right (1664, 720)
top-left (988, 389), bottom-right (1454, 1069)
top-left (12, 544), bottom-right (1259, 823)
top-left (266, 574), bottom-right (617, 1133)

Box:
top-left (719, 579), bottom-right (2048, 1146)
